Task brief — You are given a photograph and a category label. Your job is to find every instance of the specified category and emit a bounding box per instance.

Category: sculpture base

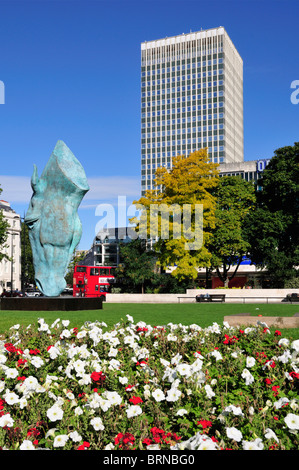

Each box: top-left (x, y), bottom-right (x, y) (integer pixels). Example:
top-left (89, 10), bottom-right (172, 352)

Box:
top-left (0, 296), bottom-right (103, 311)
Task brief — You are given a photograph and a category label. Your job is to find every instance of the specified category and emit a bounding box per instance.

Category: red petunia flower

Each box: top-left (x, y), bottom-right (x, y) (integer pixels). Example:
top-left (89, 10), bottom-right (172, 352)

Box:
top-left (272, 385), bottom-right (280, 397)
top-left (129, 396), bottom-right (143, 405)
top-left (197, 419), bottom-right (212, 429)
top-left (90, 371), bottom-right (106, 384)
top-left (290, 371), bottom-right (299, 380)
top-left (77, 441), bottom-right (90, 450)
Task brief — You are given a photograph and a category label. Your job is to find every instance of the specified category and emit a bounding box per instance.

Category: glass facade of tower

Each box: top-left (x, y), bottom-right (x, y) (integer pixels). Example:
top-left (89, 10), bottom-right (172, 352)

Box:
top-left (141, 27), bottom-right (243, 195)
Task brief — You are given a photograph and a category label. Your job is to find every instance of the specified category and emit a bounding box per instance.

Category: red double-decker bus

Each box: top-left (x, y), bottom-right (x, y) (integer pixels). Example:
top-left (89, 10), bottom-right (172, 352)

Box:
top-left (73, 265), bottom-right (116, 299)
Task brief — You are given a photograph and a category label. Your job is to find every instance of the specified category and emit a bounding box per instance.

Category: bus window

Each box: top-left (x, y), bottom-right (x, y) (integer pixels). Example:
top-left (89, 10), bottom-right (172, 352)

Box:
top-left (100, 286), bottom-right (109, 292)
top-left (90, 268), bottom-right (99, 276)
top-left (99, 268), bottom-right (110, 276)
top-left (76, 266), bottom-right (86, 273)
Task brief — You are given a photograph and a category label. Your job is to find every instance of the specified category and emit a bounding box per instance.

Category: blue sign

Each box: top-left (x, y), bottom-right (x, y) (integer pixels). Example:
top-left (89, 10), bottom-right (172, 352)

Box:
top-left (256, 159), bottom-right (271, 172)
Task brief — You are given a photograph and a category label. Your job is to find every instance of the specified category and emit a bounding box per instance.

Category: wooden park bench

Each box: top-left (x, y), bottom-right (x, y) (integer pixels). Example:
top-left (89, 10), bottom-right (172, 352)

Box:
top-left (196, 294), bottom-right (226, 303)
top-left (286, 293), bottom-right (299, 303)
top-left (177, 294), bottom-right (226, 303)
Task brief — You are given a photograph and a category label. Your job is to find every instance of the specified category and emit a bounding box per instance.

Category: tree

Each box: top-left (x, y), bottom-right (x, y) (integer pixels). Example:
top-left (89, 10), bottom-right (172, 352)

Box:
top-left (209, 176), bottom-right (256, 287)
top-left (65, 251), bottom-right (87, 286)
top-left (244, 142), bottom-right (299, 287)
top-left (116, 238), bottom-right (157, 293)
top-left (0, 185), bottom-right (9, 263)
top-left (20, 222), bottom-right (35, 288)
top-left (132, 149), bottom-right (219, 282)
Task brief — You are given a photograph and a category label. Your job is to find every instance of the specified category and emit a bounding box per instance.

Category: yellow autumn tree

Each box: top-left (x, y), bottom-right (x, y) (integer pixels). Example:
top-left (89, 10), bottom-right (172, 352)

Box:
top-left (131, 149), bottom-right (219, 281)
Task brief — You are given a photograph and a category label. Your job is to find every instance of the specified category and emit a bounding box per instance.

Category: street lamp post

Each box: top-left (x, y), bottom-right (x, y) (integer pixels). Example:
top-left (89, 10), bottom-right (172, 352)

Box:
top-left (10, 232), bottom-right (14, 294)
top-left (8, 215), bottom-right (20, 294)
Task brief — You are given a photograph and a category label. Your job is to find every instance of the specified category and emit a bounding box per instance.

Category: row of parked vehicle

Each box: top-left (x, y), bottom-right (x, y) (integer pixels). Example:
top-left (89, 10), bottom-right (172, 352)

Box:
top-left (0, 287), bottom-right (73, 298)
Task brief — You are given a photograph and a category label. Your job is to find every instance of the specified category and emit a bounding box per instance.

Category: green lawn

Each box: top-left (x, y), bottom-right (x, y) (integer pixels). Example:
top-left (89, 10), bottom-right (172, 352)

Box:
top-left (0, 302), bottom-right (298, 339)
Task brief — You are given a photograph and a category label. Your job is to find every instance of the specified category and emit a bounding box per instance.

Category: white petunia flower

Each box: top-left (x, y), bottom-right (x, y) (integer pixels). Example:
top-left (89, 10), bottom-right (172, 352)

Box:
top-left (104, 391), bottom-right (122, 406)
top-left (4, 390), bottom-right (20, 405)
top-left (90, 417), bottom-right (105, 431)
top-left (224, 405), bottom-right (244, 416)
top-left (119, 376), bottom-right (128, 385)
top-left (48, 346), bottom-right (61, 359)
top-left (274, 397), bottom-right (289, 409)
top-left (176, 409), bottom-right (188, 416)
top-left (152, 389), bottom-right (166, 402)
top-left (104, 443), bottom-right (115, 450)
top-left (69, 431), bottom-right (82, 443)
top-left (166, 388), bottom-right (181, 402)
top-left (190, 358), bottom-right (203, 372)
top-left (167, 333), bottom-right (177, 341)
top-left (23, 376), bottom-right (39, 392)
top-left (126, 405), bottom-right (142, 418)
top-left (76, 330), bottom-right (87, 339)
top-left (19, 397), bottom-right (28, 409)
top-left (226, 426), bottom-right (243, 442)
top-left (0, 354), bottom-right (7, 364)
top-left (20, 440), bottom-right (35, 450)
top-left (277, 350), bottom-right (292, 364)
top-left (160, 358), bottom-right (170, 367)
top-left (74, 406), bottom-right (83, 416)
top-left (108, 359), bottom-right (121, 370)
top-left (204, 384), bottom-right (215, 399)
top-left (47, 405), bottom-right (64, 422)
top-left (278, 338), bottom-right (290, 348)
top-left (5, 368), bottom-right (19, 379)
top-left (176, 363), bottom-right (191, 377)
top-left (241, 368), bottom-right (254, 385)
top-left (246, 356), bottom-right (256, 368)
top-left (30, 356), bottom-right (44, 368)
top-left (108, 347), bottom-right (118, 357)
top-left (284, 413), bottom-right (299, 430)
top-left (265, 428), bottom-right (279, 443)
top-left (53, 434), bottom-right (69, 448)
top-left (0, 413), bottom-right (14, 428)
top-left (209, 349), bottom-right (223, 361)
top-left (198, 439), bottom-right (218, 450)
top-left (242, 438), bottom-right (264, 450)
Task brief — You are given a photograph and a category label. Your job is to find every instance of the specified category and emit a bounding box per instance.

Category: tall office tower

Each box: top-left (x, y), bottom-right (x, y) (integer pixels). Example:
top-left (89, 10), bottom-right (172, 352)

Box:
top-left (141, 27), bottom-right (243, 195)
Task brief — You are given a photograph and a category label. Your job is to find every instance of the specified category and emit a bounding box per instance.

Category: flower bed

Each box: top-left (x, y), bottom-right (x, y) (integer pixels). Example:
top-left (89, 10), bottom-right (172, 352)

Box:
top-left (0, 315), bottom-right (298, 450)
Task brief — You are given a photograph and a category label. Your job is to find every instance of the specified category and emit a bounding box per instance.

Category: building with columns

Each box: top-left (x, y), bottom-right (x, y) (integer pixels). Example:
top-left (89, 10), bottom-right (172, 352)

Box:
top-left (0, 200), bottom-right (22, 293)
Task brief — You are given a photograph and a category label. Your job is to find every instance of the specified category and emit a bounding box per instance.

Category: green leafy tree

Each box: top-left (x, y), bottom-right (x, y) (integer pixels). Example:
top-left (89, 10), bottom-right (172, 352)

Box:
top-left (244, 142), bottom-right (299, 287)
top-left (209, 176), bottom-right (256, 287)
top-left (132, 149), bottom-right (219, 282)
top-left (116, 238), bottom-right (157, 293)
top-left (65, 251), bottom-right (87, 286)
top-left (21, 222), bottom-right (35, 288)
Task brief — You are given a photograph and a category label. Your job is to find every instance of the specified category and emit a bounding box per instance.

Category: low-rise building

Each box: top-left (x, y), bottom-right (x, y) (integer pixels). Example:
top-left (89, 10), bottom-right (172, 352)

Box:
top-left (0, 200), bottom-right (22, 293)
top-left (82, 227), bottom-right (134, 267)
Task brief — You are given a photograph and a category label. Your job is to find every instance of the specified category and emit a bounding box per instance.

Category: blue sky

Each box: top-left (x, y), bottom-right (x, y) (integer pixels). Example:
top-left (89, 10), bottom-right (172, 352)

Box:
top-left (0, 0), bottom-right (298, 250)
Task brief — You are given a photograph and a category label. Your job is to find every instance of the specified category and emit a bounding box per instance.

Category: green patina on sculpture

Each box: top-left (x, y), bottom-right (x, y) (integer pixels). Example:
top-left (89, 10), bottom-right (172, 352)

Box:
top-left (25, 140), bottom-right (89, 297)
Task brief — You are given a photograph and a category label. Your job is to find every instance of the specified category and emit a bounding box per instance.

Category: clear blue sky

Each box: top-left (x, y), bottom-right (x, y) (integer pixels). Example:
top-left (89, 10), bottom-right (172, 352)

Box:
top-left (0, 0), bottom-right (298, 250)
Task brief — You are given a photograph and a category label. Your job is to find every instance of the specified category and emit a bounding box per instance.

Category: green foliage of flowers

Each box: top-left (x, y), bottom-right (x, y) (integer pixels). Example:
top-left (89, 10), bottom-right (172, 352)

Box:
top-left (0, 315), bottom-right (298, 450)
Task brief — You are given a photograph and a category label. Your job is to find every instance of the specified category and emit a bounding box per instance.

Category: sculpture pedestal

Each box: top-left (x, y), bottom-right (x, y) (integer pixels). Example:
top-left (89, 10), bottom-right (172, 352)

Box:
top-left (0, 296), bottom-right (103, 311)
